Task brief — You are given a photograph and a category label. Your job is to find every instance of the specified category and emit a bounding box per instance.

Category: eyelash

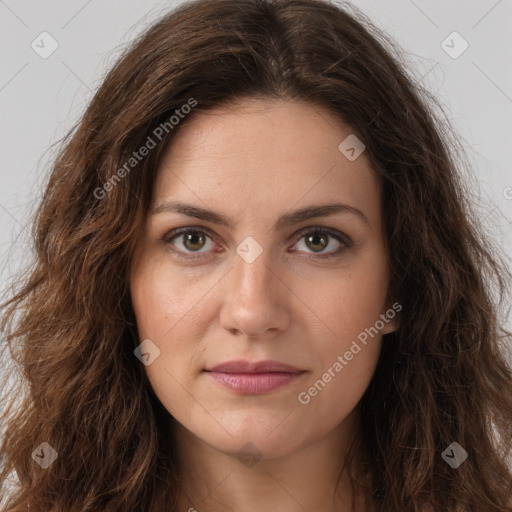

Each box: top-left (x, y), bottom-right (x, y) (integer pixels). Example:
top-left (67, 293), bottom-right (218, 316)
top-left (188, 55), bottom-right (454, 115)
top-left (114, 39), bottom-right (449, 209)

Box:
top-left (161, 226), bottom-right (351, 261)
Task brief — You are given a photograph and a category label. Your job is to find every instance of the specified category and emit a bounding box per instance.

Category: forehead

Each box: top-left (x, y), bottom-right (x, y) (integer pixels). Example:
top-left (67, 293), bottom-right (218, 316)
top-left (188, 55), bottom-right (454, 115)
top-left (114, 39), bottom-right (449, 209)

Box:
top-left (153, 98), bottom-right (380, 225)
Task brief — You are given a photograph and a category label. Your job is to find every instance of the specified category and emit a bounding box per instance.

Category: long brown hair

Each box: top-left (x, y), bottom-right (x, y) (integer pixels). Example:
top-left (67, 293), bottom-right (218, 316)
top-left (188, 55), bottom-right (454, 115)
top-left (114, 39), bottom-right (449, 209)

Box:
top-left (1, 0), bottom-right (511, 510)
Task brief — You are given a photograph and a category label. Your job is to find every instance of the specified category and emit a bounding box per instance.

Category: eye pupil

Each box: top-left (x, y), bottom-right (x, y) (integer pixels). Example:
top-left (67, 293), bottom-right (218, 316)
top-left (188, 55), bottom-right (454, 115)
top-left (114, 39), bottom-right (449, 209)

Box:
top-left (306, 233), bottom-right (328, 252)
top-left (183, 231), bottom-right (205, 251)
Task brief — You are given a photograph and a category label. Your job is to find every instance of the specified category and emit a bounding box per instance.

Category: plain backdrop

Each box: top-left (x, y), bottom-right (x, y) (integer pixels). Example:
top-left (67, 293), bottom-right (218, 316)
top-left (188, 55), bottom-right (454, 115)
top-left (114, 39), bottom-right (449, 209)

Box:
top-left (0, 0), bottom-right (511, 352)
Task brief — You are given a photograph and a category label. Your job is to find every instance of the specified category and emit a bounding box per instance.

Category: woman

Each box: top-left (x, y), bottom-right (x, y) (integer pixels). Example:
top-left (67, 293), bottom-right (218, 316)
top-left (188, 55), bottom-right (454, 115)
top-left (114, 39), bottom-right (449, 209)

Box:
top-left (1, 0), bottom-right (511, 510)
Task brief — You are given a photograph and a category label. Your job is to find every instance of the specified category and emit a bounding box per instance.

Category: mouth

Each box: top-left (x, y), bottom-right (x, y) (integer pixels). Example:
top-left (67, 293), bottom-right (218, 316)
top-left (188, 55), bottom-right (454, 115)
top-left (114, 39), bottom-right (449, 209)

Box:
top-left (204, 360), bottom-right (306, 394)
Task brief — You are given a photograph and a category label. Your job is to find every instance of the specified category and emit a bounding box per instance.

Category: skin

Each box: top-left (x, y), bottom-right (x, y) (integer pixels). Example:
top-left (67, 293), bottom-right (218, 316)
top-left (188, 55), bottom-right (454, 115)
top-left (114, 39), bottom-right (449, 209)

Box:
top-left (129, 98), bottom-right (398, 511)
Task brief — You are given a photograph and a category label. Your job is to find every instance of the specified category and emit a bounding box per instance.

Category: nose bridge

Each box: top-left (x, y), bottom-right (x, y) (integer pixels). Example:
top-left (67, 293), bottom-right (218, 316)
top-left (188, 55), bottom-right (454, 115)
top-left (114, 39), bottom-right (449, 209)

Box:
top-left (232, 235), bottom-right (276, 294)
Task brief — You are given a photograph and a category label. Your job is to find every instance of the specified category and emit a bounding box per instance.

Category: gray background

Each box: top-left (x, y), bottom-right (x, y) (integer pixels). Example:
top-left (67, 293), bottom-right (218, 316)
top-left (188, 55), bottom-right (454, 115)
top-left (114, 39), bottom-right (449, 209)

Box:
top-left (0, 1), bottom-right (511, 336)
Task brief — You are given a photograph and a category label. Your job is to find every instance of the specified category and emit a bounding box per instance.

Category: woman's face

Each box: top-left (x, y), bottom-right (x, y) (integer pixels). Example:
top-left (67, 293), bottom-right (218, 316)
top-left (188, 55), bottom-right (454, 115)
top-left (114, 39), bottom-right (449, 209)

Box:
top-left (130, 98), bottom-right (396, 461)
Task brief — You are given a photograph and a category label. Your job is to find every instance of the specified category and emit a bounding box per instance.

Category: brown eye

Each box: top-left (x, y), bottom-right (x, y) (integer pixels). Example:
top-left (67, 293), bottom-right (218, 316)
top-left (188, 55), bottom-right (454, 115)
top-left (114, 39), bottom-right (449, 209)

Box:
top-left (163, 228), bottom-right (216, 256)
top-left (181, 231), bottom-right (207, 251)
top-left (293, 229), bottom-right (348, 258)
top-left (305, 232), bottom-right (329, 252)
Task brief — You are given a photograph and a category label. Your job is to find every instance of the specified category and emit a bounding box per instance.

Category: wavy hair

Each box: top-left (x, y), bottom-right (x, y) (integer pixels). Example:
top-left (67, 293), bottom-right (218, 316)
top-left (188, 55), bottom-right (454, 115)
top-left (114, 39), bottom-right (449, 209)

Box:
top-left (1, 0), bottom-right (511, 510)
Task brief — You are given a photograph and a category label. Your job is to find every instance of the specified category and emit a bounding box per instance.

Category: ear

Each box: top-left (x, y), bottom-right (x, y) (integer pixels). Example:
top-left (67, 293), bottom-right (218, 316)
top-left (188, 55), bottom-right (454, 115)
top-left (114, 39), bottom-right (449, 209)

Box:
top-left (379, 299), bottom-right (402, 335)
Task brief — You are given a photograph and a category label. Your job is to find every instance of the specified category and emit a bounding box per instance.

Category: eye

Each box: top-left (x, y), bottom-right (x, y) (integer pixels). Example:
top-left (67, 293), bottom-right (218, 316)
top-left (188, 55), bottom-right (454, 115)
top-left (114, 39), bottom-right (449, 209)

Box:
top-left (162, 227), bottom-right (217, 257)
top-left (291, 227), bottom-right (350, 259)
top-left (161, 226), bottom-right (350, 260)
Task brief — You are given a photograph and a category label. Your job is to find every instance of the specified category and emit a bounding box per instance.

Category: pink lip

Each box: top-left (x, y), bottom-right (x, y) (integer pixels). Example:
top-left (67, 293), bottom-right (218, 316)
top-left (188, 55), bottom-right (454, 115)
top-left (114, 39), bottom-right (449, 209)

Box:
top-left (206, 359), bottom-right (302, 374)
top-left (204, 360), bottom-right (306, 394)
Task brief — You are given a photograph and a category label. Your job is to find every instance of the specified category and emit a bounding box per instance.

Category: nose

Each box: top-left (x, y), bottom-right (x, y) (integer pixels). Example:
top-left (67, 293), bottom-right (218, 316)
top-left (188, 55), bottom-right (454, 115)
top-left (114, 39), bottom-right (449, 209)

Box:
top-left (219, 246), bottom-right (291, 339)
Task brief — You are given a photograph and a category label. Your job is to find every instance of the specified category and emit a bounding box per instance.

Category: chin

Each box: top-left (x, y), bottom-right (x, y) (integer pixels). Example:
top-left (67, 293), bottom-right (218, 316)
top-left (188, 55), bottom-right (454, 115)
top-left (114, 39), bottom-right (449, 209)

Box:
top-left (211, 433), bottom-right (300, 463)
top-left (198, 415), bottom-right (306, 461)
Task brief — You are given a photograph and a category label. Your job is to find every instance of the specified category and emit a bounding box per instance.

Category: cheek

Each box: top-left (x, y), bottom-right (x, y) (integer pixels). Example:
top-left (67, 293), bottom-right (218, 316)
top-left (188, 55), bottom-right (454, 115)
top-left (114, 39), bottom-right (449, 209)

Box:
top-left (130, 257), bottom-right (209, 389)
top-left (298, 262), bottom-right (389, 344)
top-left (304, 349), bottom-right (381, 438)
top-left (130, 255), bottom-right (201, 337)
top-left (294, 251), bottom-right (388, 404)
top-left (130, 262), bottom-right (202, 421)
top-left (297, 331), bottom-right (383, 428)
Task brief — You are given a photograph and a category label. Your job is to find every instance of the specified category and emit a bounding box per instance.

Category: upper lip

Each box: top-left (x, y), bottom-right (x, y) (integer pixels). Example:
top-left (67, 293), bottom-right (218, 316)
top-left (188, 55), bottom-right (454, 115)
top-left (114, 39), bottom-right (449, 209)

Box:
top-left (205, 360), bottom-right (303, 374)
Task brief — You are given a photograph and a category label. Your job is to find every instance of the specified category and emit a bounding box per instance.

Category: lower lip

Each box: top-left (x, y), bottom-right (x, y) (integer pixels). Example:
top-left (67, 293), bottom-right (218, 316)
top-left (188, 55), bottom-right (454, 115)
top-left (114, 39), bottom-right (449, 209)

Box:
top-left (206, 371), bottom-right (304, 394)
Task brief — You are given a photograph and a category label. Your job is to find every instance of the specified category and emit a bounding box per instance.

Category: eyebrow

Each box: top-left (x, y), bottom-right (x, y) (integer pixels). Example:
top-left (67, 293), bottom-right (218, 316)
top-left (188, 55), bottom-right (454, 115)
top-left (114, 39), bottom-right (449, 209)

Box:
top-left (151, 200), bottom-right (370, 229)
